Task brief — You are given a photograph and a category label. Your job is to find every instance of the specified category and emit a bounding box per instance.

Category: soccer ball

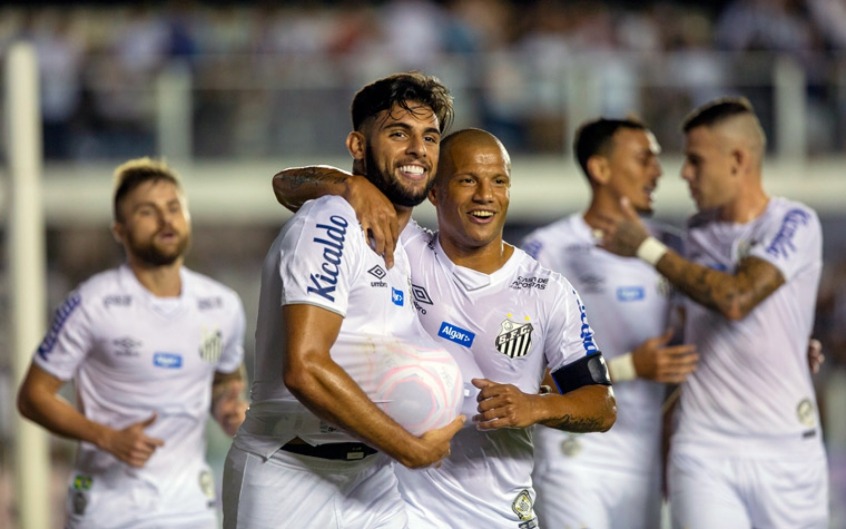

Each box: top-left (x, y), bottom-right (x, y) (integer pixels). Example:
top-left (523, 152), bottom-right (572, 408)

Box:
top-left (343, 336), bottom-right (463, 436)
top-left (376, 344), bottom-right (464, 435)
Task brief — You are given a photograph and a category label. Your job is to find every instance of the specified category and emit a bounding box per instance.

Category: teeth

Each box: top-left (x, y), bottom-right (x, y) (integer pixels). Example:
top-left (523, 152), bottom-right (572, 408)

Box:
top-left (400, 165), bottom-right (424, 175)
top-left (471, 211), bottom-right (494, 218)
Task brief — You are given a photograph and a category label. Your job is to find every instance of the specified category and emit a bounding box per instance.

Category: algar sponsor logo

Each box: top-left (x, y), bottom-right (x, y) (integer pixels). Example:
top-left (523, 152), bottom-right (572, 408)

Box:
top-left (307, 215), bottom-right (349, 302)
top-left (438, 322), bottom-right (476, 347)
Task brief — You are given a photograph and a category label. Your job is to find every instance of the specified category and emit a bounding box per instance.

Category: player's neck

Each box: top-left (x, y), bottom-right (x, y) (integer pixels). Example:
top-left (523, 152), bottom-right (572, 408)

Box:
top-left (439, 236), bottom-right (514, 274)
top-left (127, 259), bottom-right (183, 297)
top-left (717, 186), bottom-right (769, 224)
top-left (394, 204), bottom-right (413, 233)
top-left (583, 197), bottom-right (618, 230)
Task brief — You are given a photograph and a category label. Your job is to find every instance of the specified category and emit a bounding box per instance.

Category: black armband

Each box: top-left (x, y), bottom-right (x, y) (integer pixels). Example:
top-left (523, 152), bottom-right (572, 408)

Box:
top-left (551, 353), bottom-right (612, 394)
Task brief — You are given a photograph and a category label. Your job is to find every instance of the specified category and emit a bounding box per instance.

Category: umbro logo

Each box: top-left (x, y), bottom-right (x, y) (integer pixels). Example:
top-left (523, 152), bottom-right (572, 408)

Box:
top-left (368, 265), bottom-right (388, 288)
top-left (368, 265), bottom-right (386, 279)
top-left (411, 284), bottom-right (433, 314)
top-left (412, 284), bottom-right (433, 305)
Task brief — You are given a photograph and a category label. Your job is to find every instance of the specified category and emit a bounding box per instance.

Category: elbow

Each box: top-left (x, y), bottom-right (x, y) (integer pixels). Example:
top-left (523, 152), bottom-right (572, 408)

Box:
top-left (17, 387), bottom-right (37, 423)
top-left (598, 391), bottom-right (617, 432)
top-left (282, 367), bottom-right (307, 398)
top-left (282, 360), bottom-right (320, 403)
top-left (271, 173), bottom-right (298, 211)
top-left (720, 303), bottom-right (750, 321)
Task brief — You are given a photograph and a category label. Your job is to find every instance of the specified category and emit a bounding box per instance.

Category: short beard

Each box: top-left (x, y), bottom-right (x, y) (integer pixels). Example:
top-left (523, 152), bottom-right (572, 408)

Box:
top-left (363, 145), bottom-right (432, 208)
top-left (128, 232), bottom-right (189, 266)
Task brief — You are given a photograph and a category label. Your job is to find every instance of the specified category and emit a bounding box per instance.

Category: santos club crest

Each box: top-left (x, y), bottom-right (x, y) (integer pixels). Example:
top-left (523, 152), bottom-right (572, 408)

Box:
top-left (495, 317), bottom-right (534, 358)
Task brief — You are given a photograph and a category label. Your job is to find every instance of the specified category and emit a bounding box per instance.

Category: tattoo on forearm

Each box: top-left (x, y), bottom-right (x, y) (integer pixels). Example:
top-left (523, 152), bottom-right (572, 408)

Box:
top-left (284, 167), bottom-right (348, 190)
top-left (660, 254), bottom-right (784, 319)
top-left (551, 414), bottom-right (604, 433)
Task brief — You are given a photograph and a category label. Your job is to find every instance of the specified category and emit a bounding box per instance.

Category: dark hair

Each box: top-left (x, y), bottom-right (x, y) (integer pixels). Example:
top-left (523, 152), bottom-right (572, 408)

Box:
top-left (682, 96), bottom-right (756, 133)
top-left (574, 118), bottom-right (647, 178)
top-left (351, 71), bottom-right (454, 133)
top-left (113, 157), bottom-right (181, 222)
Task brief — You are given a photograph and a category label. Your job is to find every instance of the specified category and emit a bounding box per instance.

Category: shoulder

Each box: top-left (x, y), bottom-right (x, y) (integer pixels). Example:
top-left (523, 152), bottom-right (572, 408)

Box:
top-left (767, 196), bottom-right (820, 224)
top-left (298, 195), bottom-right (357, 222)
top-left (73, 268), bottom-right (124, 302)
top-left (183, 268), bottom-right (242, 302)
top-left (401, 219), bottom-right (437, 249)
top-left (521, 216), bottom-right (579, 258)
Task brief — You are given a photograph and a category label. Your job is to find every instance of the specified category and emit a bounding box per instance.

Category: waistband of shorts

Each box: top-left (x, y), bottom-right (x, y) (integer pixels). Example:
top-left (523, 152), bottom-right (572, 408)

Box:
top-left (280, 439), bottom-right (378, 461)
top-left (671, 428), bottom-right (826, 459)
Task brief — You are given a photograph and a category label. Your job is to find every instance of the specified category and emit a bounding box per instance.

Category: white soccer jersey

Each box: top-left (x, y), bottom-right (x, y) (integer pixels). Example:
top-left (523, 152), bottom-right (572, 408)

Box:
top-left (395, 221), bottom-right (600, 528)
top-left (522, 214), bottom-right (679, 529)
top-left (675, 196), bottom-right (825, 458)
top-left (523, 214), bottom-right (677, 473)
top-left (237, 196), bottom-right (461, 457)
top-left (35, 264), bottom-right (246, 528)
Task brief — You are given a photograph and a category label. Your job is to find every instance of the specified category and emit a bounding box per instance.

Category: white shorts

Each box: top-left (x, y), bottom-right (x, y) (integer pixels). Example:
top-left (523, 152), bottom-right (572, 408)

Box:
top-left (222, 443), bottom-right (407, 529)
top-left (669, 449), bottom-right (829, 529)
top-left (532, 457), bottom-right (661, 529)
top-left (63, 463), bottom-right (218, 529)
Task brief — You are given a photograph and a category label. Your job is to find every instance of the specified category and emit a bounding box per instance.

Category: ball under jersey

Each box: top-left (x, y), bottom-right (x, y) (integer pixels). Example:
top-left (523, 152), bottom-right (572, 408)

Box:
top-left (676, 196), bottom-right (824, 458)
top-left (395, 221), bottom-right (600, 528)
top-left (522, 214), bottom-right (679, 474)
top-left (237, 196), bottom-right (461, 458)
top-left (34, 264), bottom-right (246, 528)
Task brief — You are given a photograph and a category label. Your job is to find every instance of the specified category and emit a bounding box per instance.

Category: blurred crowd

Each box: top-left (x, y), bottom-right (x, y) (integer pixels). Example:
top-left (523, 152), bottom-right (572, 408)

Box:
top-left (1, 0), bottom-right (846, 160)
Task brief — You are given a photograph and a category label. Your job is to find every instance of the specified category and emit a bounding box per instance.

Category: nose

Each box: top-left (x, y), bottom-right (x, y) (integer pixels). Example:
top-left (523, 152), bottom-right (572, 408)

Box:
top-left (407, 134), bottom-right (428, 158)
top-left (474, 179), bottom-right (493, 202)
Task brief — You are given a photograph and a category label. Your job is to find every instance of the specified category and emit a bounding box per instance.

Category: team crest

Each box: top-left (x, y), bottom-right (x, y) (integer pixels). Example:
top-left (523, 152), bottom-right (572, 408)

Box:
top-left (495, 316), bottom-right (533, 358)
top-left (797, 398), bottom-right (816, 427)
top-left (511, 489), bottom-right (535, 522)
top-left (199, 328), bottom-right (223, 363)
top-left (199, 469), bottom-right (216, 506)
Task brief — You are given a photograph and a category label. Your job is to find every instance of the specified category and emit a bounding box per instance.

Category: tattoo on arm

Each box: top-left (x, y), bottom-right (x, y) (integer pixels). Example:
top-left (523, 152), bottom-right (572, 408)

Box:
top-left (285, 167), bottom-right (349, 190)
top-left (659, 253), bottom-right (785, 320)
top-left (273, 166), bottom-right (351, 211)
top-left (547, 414), bottom-right (605, 433)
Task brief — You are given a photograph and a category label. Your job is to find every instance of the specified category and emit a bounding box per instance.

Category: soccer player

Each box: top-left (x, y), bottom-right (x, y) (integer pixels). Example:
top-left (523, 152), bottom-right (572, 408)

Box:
top-left (221, 72), bottom-right (465, 529)
top-left (17, 157), bottom-right (248, 529)
top-left (522, 117), bottom-right (699, 529)
top-left (597, 97), bottom-right (829, 529)
top-left (272, 127), bottom-right (617, 528)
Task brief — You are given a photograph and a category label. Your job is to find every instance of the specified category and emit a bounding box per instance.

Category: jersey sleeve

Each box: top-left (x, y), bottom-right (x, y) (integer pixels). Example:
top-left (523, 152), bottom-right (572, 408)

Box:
top-left (543, 278), bottom-right (602, 373)
top-left (33, 289), bottom-right (93, 381)
top-left (216, 292), bottom-right (247, 374)
top-left (278, 198), bottom-right (363, 316)
top-left (748, 205), bottom-right (822, 281)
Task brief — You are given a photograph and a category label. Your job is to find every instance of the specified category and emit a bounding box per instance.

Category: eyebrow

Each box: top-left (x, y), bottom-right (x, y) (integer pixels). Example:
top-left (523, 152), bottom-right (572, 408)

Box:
top-left (382, 121), bottom-right (441, 137)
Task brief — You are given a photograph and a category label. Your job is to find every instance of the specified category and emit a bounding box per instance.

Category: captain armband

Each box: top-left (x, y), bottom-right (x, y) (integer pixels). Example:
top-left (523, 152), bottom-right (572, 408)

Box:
top-left (551, 353), bottom-right (612, 394)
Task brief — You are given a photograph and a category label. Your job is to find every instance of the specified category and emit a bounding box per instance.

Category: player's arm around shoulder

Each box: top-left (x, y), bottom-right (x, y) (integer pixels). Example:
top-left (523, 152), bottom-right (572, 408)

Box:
top-left (282, 303), bottom-right (464, 468)
top-left (272, 165), bottom-right (399, 268)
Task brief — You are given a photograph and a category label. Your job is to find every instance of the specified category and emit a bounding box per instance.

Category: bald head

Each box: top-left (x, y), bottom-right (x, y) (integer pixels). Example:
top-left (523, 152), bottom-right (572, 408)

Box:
top-left (437, 128), bottom-right (511, 186)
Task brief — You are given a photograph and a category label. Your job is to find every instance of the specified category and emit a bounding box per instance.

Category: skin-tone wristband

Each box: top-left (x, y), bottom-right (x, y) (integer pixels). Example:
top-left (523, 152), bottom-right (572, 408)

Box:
top-left (608, 352), bottom-right (637, 382)
top-left (636, 236), bottom-right (669, 266)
